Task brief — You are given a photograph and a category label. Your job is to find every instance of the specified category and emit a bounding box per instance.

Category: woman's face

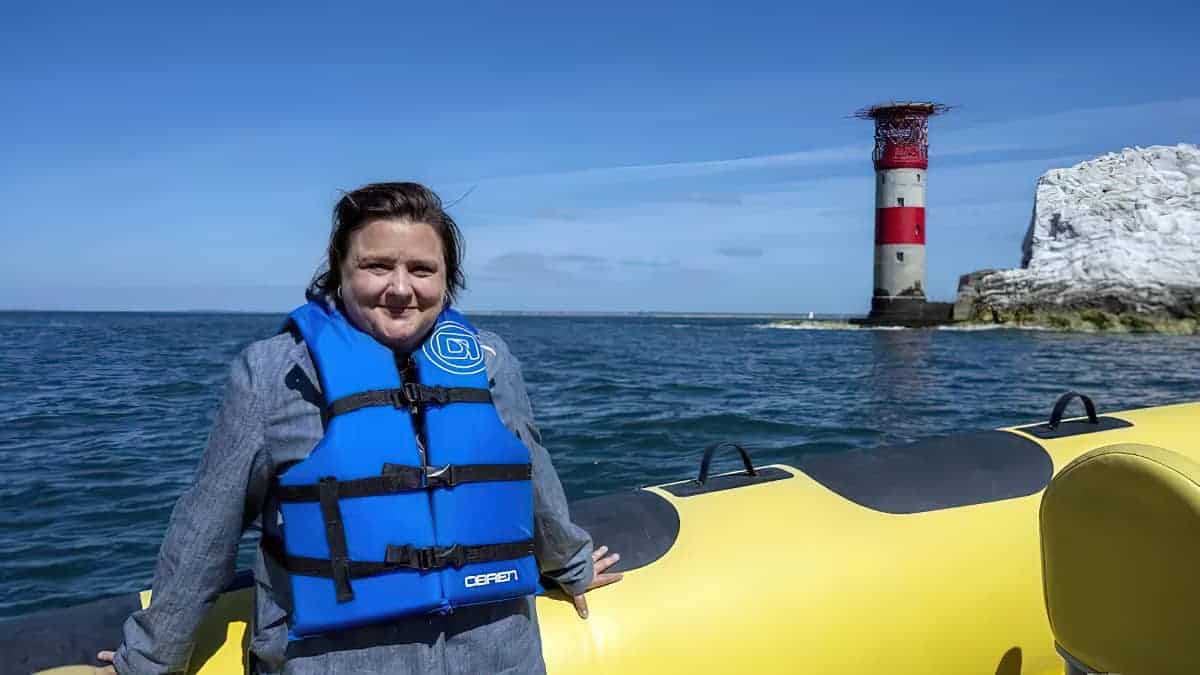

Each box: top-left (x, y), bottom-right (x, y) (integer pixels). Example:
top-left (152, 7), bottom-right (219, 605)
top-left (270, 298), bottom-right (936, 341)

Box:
top-left (339, 219), bottom-right (447, 353)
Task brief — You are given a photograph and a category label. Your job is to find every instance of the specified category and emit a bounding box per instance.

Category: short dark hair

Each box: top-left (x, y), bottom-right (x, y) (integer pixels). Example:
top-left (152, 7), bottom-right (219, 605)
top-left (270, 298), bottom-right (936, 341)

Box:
top-left (308, 182), bottom-right (466, 305)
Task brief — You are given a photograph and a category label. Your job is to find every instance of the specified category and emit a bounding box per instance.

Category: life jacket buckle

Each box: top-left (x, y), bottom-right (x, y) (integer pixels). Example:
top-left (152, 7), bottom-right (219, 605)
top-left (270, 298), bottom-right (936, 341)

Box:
top-left (386, 544), bottom-right (438, 571)
top-left (404, 382), bottom-right (425, 405)
top-left (391, 385), bottom-right (417, 408)
top-left (437, 544), bottom-right (467, 569)
top-left (415, 547), bottom-right (437, 571)
top-left (425, 464), bottom-right (457, 488)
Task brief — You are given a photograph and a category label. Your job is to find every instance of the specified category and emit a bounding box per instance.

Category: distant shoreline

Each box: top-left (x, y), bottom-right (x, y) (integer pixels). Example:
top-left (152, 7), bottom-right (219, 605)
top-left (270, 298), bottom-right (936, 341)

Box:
top-left (0, 308), bottom-right (857, 320)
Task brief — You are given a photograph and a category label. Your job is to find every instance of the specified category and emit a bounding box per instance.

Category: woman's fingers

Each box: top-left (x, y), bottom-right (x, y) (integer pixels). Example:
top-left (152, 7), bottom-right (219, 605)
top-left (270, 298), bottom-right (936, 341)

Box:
top-left (591, 545), bottom-right (608, 562)
top-left (92, 650), bottom-right (117, 674)
top-left (93, 650), bottom-right (117, 673)
top-left (574, 571), bottom-right (623, 620)
top-left (590, 571), bottom-right (623, 590)
top-left (588, 543), bottom-right (623, 590)
top-left (573, 544), bottom-right (625, 619)
top-left (594, 551), bottom-right (620, 574)
top-left (572, 592), bottom-right (589, 619)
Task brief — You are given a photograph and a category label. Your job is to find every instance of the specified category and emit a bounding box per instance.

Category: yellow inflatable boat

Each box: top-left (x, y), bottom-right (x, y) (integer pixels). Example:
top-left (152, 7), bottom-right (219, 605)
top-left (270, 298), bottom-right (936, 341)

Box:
top-left (5, 395), bottom-right (1197, 675)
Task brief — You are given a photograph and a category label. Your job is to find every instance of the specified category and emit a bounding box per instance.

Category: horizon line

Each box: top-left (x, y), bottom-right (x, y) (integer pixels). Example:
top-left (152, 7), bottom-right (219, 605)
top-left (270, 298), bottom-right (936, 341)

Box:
top-left (0, 307), bottom-right (863, 320)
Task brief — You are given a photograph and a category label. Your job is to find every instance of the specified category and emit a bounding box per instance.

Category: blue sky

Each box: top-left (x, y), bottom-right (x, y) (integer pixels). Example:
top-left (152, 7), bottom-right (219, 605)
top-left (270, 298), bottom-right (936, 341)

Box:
top-left (2, 0), bottom-right (1197, 313)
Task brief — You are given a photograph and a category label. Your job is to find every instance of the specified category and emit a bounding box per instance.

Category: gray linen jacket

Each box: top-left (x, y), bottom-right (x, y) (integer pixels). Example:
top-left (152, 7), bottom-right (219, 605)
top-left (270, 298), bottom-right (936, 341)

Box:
top-left (113, 328), bottom-right (595, 675)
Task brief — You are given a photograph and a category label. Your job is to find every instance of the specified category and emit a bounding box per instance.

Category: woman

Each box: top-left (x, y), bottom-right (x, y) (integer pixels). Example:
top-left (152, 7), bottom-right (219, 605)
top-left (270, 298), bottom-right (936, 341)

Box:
top-left (97, 182), bottom-right (621, 674)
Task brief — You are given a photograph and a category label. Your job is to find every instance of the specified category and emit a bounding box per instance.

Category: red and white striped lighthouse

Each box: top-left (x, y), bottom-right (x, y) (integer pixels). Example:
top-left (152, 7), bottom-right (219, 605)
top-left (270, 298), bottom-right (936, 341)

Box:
top-left (854, 102), bottom-right (949, 322)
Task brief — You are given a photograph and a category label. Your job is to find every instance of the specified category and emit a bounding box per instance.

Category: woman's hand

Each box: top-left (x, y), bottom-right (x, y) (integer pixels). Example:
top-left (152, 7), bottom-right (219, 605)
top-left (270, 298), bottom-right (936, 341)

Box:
top-left (93, 649), bottom-right (117, 674)
top-left (571, 544), bottom-right (623, 619)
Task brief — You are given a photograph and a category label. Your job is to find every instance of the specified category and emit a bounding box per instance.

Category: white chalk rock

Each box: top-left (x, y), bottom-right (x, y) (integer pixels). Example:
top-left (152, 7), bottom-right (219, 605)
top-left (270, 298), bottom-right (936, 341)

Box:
top-left (961, 144), bottom-right (1200, 318)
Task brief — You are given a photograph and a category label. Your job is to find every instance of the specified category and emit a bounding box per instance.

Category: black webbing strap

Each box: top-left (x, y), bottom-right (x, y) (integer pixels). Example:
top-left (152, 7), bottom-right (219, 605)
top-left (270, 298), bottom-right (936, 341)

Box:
top-left (405, 383), bottom-right (493, 405)
top-left (424, 463), bottom-right (532, 488)
top-left (275, 465), bottom-right (425, 502)
top-left (385, 540), bottom-right (534, 570)
top-left (326, 390), bottom-right (400, 417)
top-left (262, 538), bottom-right (534, 578)
top-left (317, 479), bottom-right (354, 603)
top-left (262, 536), bottom-right (396, 579)
top-left (275, 463), bottom-right (531, 503)
top-left (328, 383), bottom-right (492, 417)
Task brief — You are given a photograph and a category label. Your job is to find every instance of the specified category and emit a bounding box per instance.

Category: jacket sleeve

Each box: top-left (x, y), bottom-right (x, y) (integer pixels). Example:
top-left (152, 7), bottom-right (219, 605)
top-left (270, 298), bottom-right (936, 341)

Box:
top-left (113, 345), bottom-right (273, 674)
top-left (482, 333), bottom-right (595, 597)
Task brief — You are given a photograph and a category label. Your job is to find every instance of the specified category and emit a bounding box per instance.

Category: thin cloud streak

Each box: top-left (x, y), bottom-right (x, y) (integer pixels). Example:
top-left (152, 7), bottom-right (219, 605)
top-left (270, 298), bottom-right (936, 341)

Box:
top-left (455, 144), bottom-right (861, 187)
top-left (962, 96), bottom-right (1200, 133)
top-left (456, 141), bottom-right (1042, 189)
top-left (453, 96), bottom-right (1199, 191)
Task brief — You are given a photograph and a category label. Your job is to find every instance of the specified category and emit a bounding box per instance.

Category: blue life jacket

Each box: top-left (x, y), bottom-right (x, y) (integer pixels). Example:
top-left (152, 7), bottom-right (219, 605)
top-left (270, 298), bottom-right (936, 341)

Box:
top-left (265, 299), bottom-right (538, 638)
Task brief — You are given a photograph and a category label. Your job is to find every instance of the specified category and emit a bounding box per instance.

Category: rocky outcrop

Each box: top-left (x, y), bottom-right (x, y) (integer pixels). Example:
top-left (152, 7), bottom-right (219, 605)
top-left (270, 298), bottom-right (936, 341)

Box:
top-left (956, 144), bottom-right (1200, 333)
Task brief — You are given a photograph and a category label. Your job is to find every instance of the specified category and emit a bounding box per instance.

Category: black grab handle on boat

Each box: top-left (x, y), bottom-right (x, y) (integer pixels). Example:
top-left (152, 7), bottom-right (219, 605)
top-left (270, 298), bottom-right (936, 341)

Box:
top-left (698, 442), bottom-right (756, 484)
top-left (1048, 391), bottom-right (1099, 430)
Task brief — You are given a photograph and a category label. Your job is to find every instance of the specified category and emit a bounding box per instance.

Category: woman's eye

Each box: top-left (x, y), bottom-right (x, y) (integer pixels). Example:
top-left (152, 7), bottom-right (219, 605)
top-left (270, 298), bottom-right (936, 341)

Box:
top-left (412, 267), bottom-right (435, 277)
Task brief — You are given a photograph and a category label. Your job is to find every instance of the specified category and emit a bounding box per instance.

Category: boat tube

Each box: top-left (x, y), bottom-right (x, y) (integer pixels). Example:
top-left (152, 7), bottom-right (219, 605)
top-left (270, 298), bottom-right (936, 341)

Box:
top-left (4, 395), bottom-right (1197, 675)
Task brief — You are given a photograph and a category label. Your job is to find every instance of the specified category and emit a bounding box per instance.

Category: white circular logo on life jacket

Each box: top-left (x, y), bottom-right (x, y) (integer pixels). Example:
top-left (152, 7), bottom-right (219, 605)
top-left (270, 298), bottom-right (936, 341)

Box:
top-left (423, 321), bottom-right (486, 375)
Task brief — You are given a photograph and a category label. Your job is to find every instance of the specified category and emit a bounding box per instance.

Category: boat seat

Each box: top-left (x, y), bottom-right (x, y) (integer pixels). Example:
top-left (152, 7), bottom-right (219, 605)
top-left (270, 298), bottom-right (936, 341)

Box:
top-left (1039, 443), bottom-right (1200, 675)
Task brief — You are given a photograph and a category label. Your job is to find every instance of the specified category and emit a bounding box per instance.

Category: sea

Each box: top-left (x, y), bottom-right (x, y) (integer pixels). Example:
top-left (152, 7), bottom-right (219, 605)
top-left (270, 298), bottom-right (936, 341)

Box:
top-left (1, 310), bottom-right (1197, 620)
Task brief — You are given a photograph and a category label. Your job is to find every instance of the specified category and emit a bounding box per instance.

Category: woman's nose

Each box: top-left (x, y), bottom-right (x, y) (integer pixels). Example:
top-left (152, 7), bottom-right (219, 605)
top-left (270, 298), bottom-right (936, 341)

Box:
top-left (385, 270), bottom-right (413, 301)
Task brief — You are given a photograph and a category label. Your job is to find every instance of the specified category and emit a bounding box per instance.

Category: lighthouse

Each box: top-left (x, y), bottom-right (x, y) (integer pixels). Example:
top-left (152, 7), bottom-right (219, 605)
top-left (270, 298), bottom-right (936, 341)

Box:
top-left (853, 101), bottom-right (952, 326)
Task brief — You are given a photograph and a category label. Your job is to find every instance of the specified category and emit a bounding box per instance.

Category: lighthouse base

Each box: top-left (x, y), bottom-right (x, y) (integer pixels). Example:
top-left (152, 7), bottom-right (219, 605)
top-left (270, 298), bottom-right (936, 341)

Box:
top-left (851, 298), bottom-right (956, 328)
